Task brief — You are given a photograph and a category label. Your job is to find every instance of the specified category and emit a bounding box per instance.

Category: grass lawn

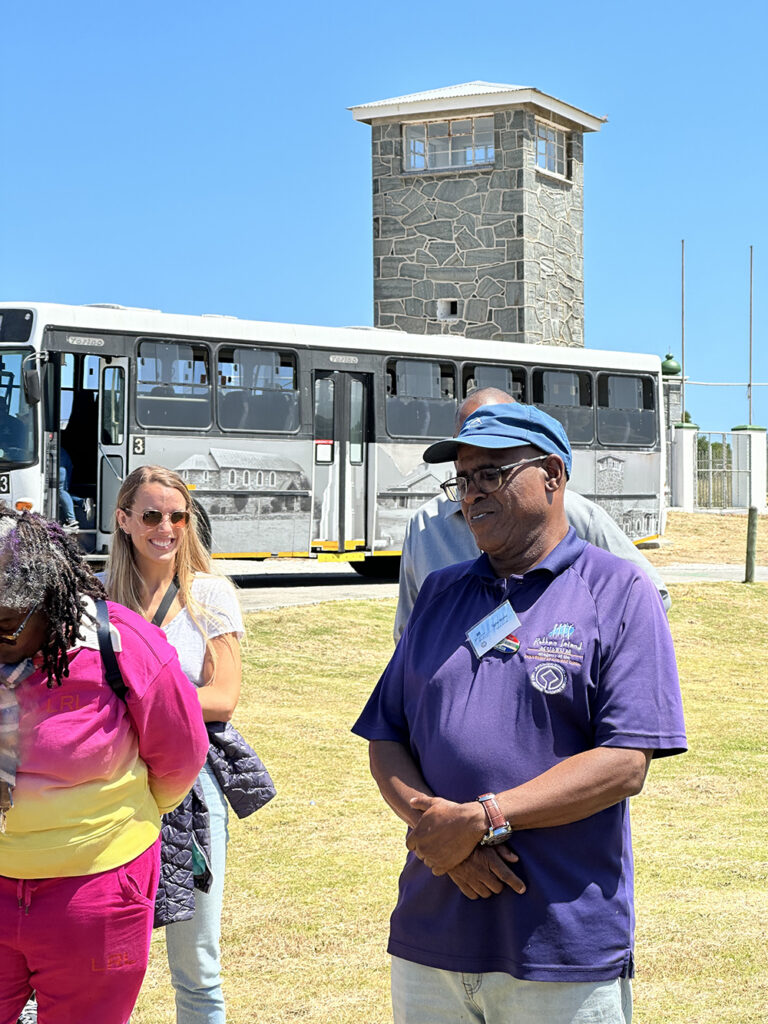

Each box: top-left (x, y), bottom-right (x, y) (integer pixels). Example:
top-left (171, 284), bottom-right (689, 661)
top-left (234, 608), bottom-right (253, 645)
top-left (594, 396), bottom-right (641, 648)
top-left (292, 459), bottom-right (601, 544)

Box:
top-left (133, 579), bottom-right (768, 1024)
top-left (645, 510), bottom-right (768, 566)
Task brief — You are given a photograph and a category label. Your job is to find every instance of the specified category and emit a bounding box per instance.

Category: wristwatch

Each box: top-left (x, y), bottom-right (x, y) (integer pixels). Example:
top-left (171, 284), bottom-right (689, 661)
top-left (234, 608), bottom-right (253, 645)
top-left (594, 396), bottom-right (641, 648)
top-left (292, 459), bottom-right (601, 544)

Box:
top-left (477, 792), bottom-right (513, 846)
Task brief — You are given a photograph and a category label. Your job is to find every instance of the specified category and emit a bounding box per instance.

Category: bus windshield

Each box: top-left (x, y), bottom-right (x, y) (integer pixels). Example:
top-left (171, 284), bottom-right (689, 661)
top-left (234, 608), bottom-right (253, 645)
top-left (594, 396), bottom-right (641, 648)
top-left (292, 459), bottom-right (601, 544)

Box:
top-left (0, 349), bottom-right (36, 467)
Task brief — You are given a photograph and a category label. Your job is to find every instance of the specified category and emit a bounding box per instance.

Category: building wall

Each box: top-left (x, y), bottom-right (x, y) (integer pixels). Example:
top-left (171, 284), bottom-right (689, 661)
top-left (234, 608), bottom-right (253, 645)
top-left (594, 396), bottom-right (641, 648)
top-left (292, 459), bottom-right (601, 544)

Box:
top-left (372, 108), bottom-right (585, 347)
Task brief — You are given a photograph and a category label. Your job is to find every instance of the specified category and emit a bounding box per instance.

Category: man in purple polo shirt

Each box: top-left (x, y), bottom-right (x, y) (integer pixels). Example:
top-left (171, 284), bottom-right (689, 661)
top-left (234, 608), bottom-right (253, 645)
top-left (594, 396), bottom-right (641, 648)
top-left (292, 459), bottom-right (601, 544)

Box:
top-left (353, 403), bottom-right (686, 1024)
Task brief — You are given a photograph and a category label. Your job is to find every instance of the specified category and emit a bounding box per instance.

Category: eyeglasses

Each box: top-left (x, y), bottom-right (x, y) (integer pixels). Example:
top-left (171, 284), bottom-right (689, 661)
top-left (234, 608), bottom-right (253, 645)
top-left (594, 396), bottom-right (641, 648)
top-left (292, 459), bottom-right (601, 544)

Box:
top-left (440, 455), bottom-right (548, 502)
top-left (0, 604), bottom-right (39, 645)
top-left (122, 508), bottom-right (190, 528)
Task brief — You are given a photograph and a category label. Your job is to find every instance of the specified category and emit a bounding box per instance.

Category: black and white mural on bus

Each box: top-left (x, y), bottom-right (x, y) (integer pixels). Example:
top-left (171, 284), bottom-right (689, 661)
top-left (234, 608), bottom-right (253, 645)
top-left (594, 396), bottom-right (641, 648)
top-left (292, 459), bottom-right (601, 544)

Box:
top-left (174, 447), bottom-right (311, 554)
top-left (595, 454), bottom-right (660, 540)
top-left (372, 446), bottom-right (448, 550)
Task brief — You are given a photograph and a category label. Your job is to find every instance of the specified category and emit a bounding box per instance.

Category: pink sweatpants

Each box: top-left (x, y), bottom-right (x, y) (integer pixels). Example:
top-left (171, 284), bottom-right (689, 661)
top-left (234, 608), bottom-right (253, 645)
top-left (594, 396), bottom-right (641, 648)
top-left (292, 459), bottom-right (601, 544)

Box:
top-left (0, 839), bottom-right (160, 1024)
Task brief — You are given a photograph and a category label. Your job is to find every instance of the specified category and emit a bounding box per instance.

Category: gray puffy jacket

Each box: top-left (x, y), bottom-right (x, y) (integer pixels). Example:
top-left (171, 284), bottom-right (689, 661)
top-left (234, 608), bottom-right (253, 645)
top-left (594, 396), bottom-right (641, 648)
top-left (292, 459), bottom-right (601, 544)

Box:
top-left (154, 723), bottom-right (276, 928)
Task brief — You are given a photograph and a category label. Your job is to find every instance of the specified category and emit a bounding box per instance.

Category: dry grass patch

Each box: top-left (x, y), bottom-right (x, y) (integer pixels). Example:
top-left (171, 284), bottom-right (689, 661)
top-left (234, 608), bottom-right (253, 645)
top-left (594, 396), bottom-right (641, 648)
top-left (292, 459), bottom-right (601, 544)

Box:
top-left (133, 600), bottom-right (399, 1024)
top-left (133, 583), bottom-right (768, 1024)
top-left (646, 510), bottom-right (768, 565)
top-left (633, 582), bottom-right (768, 1024)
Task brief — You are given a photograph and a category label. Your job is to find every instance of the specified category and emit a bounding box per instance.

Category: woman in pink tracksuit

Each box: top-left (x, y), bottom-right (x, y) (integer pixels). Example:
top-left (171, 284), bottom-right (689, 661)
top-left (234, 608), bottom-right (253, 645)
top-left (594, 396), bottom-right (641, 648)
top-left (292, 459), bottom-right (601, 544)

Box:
top-left (0, 506), bottom-right (209, 1024)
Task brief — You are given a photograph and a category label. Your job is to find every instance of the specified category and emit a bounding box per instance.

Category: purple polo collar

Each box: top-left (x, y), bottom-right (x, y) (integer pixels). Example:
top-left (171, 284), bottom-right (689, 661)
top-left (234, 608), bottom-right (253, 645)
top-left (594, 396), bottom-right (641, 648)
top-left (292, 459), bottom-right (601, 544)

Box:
top-left (467, 527), bottom-right (586, 582)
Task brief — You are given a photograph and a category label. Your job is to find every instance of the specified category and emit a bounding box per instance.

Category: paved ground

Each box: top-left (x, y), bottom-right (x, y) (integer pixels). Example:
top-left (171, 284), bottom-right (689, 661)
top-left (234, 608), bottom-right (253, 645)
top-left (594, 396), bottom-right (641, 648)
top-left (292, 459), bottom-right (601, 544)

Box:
top-left (661, 562), bottom-right (768, 583)
top-left (217, 558), bottom-right (398, 612)
top-left (218, 558), bottom-right (767, 613)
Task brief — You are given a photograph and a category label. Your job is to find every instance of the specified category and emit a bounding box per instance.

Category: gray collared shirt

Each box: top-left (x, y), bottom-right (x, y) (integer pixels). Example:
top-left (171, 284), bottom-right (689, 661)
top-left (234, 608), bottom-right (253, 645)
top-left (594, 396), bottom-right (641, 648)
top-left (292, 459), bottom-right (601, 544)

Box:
top-left (394, 490), bottom-right (670, 641)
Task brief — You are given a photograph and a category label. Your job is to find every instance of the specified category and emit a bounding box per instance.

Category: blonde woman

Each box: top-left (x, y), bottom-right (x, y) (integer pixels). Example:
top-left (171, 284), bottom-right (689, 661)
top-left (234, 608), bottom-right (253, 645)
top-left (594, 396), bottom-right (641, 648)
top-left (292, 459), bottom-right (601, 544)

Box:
top-left (106, 466), bottom-right (244, 1024)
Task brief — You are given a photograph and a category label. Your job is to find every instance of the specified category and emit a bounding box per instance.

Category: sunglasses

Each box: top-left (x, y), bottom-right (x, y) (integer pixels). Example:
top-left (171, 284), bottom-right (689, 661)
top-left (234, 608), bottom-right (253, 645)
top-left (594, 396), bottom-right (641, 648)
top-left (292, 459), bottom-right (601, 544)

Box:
top-left (122, 508), bottom-right (190, 528)
top-left (0, 604), bottom-right (39, 645)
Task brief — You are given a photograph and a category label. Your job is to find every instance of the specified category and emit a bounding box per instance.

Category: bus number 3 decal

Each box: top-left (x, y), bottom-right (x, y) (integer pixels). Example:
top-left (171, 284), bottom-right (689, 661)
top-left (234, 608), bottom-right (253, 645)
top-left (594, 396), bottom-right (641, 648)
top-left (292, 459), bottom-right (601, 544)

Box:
top-left (0, 475), bottom-right (9, 494)
top-left (132, 437), bottom-right (146, 455)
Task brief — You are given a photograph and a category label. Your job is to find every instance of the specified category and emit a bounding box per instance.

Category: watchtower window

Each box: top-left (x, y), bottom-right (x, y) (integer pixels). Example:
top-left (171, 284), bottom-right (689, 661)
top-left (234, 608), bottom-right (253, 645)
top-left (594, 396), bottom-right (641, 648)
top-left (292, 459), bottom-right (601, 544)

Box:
top-left (403, 116), bottom-right (495, 173)
top-left (437, 299), bottom-right (459, 321)
top-left (536, 122), bottom-right (569, 178)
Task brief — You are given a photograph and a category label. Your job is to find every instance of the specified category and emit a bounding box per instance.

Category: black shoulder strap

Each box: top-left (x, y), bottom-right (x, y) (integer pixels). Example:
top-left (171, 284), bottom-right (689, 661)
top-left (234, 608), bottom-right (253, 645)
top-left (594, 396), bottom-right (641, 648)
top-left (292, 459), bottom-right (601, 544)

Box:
top-left (151, 576), bottom-right (180, 628)
top-left (95, 599), bottom-right (128, 701)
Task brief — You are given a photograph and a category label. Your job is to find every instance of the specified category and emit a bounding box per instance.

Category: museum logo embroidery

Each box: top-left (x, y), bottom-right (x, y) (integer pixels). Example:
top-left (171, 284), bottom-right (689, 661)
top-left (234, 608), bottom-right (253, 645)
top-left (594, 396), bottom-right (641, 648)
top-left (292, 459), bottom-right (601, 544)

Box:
top-left (530, 662), bottom-right (568, 695)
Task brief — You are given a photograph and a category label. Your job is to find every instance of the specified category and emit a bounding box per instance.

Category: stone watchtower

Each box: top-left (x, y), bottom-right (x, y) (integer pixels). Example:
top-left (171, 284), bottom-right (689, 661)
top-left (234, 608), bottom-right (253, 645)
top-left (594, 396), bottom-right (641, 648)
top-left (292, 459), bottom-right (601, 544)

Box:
top-left (349, 82), bottom-right (605, 347)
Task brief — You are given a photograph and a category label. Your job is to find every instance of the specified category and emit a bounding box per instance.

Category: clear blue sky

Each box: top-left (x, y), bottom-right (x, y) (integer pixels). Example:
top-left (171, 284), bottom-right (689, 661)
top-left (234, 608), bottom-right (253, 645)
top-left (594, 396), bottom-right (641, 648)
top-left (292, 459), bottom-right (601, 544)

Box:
top-left (1, 0), bottom-right (765, 431)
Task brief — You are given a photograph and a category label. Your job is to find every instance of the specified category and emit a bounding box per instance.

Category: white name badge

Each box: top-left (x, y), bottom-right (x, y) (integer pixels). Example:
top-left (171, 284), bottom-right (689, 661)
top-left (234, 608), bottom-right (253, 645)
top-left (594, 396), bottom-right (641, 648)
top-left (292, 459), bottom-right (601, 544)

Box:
top-left (466, 601), bottom-right (521, 659)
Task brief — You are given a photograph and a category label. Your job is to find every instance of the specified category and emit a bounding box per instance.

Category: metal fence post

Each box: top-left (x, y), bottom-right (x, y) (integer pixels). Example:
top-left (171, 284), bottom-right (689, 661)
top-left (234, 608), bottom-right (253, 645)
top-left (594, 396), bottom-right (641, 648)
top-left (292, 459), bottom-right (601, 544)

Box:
top-left (745, 506), bottom-right (758, 583)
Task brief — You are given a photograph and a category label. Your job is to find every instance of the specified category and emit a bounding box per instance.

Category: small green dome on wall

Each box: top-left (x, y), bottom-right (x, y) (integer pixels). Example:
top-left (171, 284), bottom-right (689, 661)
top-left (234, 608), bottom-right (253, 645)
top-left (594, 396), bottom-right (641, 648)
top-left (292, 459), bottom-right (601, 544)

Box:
top-left (661, 353), bottom-right (681, 376)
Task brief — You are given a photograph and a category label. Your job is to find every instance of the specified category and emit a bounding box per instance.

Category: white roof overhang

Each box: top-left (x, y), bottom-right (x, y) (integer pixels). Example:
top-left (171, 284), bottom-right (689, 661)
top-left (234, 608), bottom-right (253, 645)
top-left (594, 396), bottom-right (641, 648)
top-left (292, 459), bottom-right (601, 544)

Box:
top-left (349, 82), bottom-right (605, 132)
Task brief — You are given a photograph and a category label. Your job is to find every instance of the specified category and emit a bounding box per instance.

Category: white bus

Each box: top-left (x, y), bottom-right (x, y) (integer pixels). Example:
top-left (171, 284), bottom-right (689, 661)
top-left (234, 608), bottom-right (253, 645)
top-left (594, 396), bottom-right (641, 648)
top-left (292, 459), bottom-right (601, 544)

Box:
top-left (0, 302), bottom-right (665, 574)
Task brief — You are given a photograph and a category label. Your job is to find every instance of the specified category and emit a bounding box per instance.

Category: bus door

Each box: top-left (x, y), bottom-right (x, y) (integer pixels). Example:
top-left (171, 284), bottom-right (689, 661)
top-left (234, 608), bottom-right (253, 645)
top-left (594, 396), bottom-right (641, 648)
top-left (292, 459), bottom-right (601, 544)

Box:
top-left (48, 352), bottom-right (102, 545)
top-left (95, 357), bottom-right (129, 551)
top-left (311, 371), bottom-right (371, 557)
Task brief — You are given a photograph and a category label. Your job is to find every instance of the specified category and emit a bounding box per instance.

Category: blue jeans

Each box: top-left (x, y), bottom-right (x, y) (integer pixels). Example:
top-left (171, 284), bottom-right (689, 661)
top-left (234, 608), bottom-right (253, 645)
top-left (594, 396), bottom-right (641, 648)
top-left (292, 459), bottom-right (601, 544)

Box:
top-left (58, 452), bottom-right (85, 523)
top-left (165, 764), bottom-right (229, 1024)
top-left (58, 464), bottom-right (76, 522)
top-left (391, 956), bottom-right (633, 1024)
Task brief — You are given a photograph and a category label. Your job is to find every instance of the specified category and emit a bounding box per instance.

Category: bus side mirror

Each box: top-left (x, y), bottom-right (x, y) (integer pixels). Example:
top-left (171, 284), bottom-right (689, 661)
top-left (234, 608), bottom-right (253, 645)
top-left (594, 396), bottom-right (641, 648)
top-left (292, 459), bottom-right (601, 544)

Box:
top-left (23, 365), bottom-right (41, 405)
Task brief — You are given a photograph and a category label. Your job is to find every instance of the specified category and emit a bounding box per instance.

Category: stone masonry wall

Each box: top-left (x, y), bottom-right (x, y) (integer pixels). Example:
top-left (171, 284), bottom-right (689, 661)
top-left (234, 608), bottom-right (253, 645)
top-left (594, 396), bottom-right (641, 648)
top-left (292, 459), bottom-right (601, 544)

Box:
top-left (372, 108), bottom-right (584, 347)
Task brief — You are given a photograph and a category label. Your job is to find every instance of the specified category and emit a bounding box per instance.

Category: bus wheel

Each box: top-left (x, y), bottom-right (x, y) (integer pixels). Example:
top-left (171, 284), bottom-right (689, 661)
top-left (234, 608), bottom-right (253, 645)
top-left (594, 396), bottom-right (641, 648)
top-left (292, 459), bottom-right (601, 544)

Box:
top-left (192, 500), bottom-right (212, 553)
top-left (350, 556), bottom-right (400, 580)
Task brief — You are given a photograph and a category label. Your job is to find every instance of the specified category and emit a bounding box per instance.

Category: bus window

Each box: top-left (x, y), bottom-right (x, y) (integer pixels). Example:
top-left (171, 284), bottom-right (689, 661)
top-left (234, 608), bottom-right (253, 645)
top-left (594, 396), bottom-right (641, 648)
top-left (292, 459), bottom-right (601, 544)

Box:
top-left (386, 359), bottom-right (457, 438)
top-left (58, 353), bottom-right (98, 429)
top-left (136, 340), bottom-right (211, 429)
top-left (463, 364), bottom-right (526, 401)
top-left (314, 378), bottom-right (334, 462)
top-left (217, 347), bottom-right (299, 432)
top-left (532, 369), bottom-right (593, 443)
top-left (0, 351), bottom-right (36, 465)
top-left (59, 355), bottom-right (99, 495)
top-left (349, 378), bottom-right (365, 464)
top-left (101, 366), bottom-right (125, 445)
top-left (83, 356), bottom-right (99, 392)
top-left (597, 374), bottom-right (656, 446)
top-left (59, 354), bottom-right (75, 427)
top-left (0, 309), bottom-right (33, 343)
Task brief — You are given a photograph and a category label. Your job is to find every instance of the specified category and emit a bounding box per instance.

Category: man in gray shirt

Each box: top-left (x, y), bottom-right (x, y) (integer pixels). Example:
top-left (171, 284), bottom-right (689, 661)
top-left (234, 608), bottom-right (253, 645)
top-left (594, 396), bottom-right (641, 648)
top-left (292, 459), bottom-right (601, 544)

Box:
top-left (395, 388), bottom-right (670, 641)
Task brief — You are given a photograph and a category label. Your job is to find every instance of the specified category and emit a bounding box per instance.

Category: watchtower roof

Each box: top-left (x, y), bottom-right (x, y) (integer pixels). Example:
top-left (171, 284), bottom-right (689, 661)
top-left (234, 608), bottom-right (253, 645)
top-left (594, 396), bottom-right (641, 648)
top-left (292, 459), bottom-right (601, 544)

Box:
top-left (349, 80), bottom-right (605, 132)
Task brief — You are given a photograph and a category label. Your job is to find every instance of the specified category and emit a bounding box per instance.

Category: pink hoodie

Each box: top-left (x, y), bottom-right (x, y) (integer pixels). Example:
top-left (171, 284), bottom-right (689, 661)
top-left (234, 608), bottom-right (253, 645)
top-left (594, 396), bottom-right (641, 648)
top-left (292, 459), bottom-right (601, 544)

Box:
top-left (0, 599), bottom-right (208, 879)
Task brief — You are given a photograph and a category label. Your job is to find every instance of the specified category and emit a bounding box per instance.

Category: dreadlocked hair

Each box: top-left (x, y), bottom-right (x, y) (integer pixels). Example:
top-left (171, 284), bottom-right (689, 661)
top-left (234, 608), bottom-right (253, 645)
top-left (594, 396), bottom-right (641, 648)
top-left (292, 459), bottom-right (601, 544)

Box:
top-left (0, 504), bottom-right (106, 687)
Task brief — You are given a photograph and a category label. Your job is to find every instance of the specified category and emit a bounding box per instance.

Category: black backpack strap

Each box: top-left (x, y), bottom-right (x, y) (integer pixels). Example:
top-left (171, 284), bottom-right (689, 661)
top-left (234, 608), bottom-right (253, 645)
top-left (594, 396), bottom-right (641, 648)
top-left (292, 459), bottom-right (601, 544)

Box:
top-left (151, 576), bottom-right (179, 628)
top-left (95, 599), bottom-right (128, 701)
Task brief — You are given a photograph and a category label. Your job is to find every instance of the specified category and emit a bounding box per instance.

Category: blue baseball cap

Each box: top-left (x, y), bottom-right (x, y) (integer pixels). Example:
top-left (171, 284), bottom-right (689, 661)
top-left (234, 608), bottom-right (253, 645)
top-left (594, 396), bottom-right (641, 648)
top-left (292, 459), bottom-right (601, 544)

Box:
top-left (423, 402), bottom-right (572, 477)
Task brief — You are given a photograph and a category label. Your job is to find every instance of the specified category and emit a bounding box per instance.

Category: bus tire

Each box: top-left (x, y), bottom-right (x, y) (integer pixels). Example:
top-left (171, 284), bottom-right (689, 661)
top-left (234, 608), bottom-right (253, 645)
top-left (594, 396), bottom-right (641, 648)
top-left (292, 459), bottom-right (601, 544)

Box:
top-left (350, 555), bottom-right (400, 580)
top-left (192, 500), bottom-right (213, 553)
